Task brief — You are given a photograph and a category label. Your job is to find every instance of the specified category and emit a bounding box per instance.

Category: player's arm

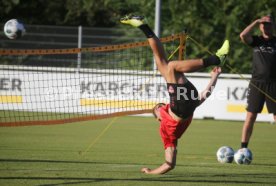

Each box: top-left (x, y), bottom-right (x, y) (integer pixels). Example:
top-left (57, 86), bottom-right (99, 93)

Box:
top-left (141, 146), bottom-right (177, 175)
top-left (240, 18), bottom-right (261, 45)
top-left (198, 67), bottom-right (221, 105)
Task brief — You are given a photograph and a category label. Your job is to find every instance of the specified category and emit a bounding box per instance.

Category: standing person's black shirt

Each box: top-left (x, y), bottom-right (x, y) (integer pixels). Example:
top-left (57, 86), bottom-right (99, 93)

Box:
top-left (250, 36), bottom-right (276, 82)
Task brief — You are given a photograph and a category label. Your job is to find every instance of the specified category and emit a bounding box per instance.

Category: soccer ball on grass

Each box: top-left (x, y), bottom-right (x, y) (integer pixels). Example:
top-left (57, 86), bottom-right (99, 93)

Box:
top-left (234, 148), bottom-right (253, 165)
top-left (216, 146), bottom-right (235, 163)
top-left (3, 19), bottom-right (25, 39)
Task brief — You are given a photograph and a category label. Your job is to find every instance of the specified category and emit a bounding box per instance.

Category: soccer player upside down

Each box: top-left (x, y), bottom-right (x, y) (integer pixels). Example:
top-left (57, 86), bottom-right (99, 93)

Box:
top-left (121, 15), bottom-right (230, 174)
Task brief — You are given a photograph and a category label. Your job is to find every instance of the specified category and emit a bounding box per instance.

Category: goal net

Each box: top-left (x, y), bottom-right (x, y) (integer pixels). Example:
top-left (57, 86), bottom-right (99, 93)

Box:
top-left (0, 33), bottom-right (187, 126)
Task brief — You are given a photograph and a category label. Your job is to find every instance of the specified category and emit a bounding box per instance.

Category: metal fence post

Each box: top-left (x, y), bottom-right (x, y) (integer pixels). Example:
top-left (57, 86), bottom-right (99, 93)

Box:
top-left (77, 26), bottom-right (82, 73)
top-left (153, 0), bottom-right (161, 71)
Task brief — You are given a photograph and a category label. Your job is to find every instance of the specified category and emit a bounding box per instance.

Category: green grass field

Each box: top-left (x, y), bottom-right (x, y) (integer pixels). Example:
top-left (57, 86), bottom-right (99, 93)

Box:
top-left (0, 116), bottom-right (276, 186)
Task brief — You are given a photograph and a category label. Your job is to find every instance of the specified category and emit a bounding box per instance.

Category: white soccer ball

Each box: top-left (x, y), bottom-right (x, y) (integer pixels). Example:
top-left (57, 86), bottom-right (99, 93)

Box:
top-left (216, 146), bottom-right (235, 163)
top-left (3, 19), bottom-right (25, 39)
top-left (234, 148), bottom-right (253, 165)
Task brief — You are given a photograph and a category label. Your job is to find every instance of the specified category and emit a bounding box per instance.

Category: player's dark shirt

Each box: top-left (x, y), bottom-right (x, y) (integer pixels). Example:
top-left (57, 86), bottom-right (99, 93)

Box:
top-left (167, 81), bottom-right (200, 119)
top-left (250, 36), bottom-right (276, 82)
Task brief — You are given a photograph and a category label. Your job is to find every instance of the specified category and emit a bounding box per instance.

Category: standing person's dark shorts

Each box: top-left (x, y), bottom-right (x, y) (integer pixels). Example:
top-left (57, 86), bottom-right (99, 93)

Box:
top-left (246, 80), bottom-right (276, 113)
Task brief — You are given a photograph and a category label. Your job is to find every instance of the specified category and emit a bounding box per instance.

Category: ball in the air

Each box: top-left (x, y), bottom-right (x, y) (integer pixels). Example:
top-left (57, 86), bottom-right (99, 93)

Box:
top-left (4, 19), bottom-right (26, 39)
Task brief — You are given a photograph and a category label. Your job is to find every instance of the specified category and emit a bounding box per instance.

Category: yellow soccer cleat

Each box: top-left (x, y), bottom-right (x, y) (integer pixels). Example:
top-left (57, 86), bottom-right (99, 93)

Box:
top-left (120, 15), bottom-right (146, 27)
top-left (216, 40), bottom-right (230, 66)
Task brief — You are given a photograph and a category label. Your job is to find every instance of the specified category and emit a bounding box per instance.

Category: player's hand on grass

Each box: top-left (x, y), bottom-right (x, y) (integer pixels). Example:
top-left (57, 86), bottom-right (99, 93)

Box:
top-left (141, 167), bottom-right (151, 174)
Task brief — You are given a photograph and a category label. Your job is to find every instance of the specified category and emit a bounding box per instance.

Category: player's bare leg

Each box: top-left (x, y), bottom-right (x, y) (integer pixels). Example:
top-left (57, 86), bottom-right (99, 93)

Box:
top-left (121, 15), bottom-right (230, 84)
top-left (147, 36), bottom-right (169, 76)
top-left (168, 40), bottom-right (230, 72)
top-left (120, 15), bottom-right (230, 77)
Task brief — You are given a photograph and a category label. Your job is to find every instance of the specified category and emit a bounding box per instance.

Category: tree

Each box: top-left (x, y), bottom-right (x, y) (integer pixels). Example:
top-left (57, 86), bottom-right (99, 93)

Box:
top-left (1, 0), bottom-right (275, 73)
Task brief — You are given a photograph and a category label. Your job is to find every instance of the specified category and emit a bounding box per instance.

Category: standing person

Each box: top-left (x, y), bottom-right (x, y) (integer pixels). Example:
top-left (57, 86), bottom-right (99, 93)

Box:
top-left (120, 15), bottom-right (229, 174)
top-left (239, 15), bottom-right (276, 149)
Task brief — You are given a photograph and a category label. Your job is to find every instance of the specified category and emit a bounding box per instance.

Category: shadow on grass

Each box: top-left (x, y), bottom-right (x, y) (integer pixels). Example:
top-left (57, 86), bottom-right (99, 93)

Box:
top-left (0, 158), bottom-right (158, 166)
top-left (0, 175), bottom-right (275, 186)
top-left (1, 158), bottom-right (276, 186)
top-left (7, 158), bottom-right (276, 167)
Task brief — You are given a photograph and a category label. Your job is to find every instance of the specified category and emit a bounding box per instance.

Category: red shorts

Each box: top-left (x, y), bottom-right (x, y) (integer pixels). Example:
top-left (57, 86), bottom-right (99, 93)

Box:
top-left (159, 104), bottom-right (193, 149)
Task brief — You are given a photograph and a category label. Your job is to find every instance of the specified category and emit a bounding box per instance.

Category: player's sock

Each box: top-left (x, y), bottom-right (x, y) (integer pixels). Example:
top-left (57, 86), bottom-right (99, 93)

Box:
top-left (138, 24), bottom-right (155, 38)
top-left (202, 55), bottom-right (220, 67)
top-left (241, 142), bottom-right (248, 148)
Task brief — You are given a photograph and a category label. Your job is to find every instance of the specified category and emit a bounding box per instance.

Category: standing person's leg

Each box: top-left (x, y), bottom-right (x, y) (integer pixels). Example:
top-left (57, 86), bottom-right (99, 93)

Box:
top-left (241, 81), bottom-right (265, 148)
top-left (241, 112), bottom-right (258, 148)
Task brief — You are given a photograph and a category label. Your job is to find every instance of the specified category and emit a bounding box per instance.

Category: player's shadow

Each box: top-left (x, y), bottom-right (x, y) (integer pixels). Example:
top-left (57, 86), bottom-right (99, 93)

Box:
top-left (1, 158), bottom-right (275, 186)
top-left (0, 158), bottom-right (157, 166)
top-left (0, 175), bottom-right (274, 186)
